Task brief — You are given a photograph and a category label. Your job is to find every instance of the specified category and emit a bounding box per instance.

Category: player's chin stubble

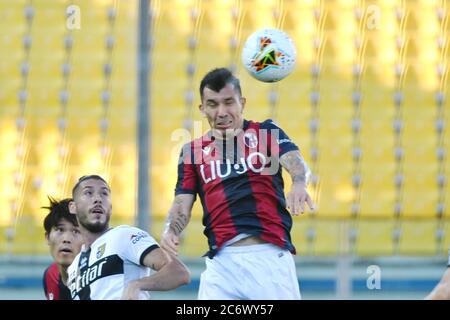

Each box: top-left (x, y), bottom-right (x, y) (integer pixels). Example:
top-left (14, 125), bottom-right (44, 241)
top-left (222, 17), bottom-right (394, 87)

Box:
top-left (79, 217), bottom-right (109, 233)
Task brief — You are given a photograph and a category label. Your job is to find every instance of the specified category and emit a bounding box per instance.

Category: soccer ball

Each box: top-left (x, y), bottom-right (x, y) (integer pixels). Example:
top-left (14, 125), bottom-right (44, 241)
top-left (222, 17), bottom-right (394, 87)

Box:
top-left (241, 28), bottom-right (297, 82)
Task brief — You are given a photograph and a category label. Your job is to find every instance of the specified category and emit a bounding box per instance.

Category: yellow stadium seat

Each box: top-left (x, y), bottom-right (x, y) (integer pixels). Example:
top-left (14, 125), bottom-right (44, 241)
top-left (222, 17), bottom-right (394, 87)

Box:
top-left (71, 1), bottom-right (109, 32)
top-left (0, 3), bottom-right (27, 37)
top-left (315, 172), bottom-right (353, 218)
top-left (359, 170), bottom-right (396, 218)
top-left (290, 215), bottom-right (311, 255)
top-left (445, 193), bottom-right (450, 219)
top-left (108, 119), bottom-right (136, 145)
top-left (179, 218), bottom-right (209, 257)
top-left (402, 164), bottom-right (438, 218)
top-left (148, 216), bottom-right (166, 243)
top-left (356, 219), bottom-right (395, 256)
top-left (66, 82), bottom-right (103, 115)
top-left (26, 81), bottom-right (62, 112)
top-left (398, 219), bottom-right (437, 255)
top-left (10, 215), bottom-right (48, 255)
top-left (441, 221), bottom-right (450, 255)
top-left (311, 219), bottom-right (341, 255)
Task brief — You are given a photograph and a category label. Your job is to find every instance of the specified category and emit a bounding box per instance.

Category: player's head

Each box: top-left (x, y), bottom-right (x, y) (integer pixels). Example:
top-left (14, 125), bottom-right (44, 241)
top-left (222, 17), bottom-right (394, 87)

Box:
top-left (199, 68), bottom-right (246, 136)
top-left (43, 197), bottom-right (83, 268)
top-left (70, 175), bottom-right (112, 234)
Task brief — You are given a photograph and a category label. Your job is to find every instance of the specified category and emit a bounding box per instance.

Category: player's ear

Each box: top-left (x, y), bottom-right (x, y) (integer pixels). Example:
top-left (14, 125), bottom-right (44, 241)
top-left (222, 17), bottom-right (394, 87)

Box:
top-left (240, 97), bottom-right (246, 112)
top-left (199, 103), bottom-right (206, 117)
top-left (45, 232), bottom-right (50, 244)
top-left (69, 201), bottom-right (77, 215)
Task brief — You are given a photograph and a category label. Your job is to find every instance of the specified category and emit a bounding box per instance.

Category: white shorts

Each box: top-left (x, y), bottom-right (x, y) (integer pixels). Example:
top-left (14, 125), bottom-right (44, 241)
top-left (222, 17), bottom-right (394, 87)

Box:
top-left (198, 243), bottom-right (301, 300)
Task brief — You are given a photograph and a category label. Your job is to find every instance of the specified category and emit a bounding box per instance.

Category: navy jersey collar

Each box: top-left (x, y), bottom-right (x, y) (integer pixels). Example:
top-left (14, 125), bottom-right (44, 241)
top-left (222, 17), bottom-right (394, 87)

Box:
top-left (243, 119), bottom-right (250, 130)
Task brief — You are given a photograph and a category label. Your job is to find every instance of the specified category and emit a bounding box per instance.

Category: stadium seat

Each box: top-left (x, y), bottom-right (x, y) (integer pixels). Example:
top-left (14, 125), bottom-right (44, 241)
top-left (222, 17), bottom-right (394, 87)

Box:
top-left (290, 215), bottom-right (312, 255)
top-left (356, 219), bottom-right (396, 256)
top-left (10, 215), bottom-right (48, 255)
top-left (179, 218), bottom-right (209, 257)
top-left (398, 219), bottom-right (437, 255)
top-left (441, 221), bottom-right (450, 255)
top-left (311, 219), bottom-right (341, 255)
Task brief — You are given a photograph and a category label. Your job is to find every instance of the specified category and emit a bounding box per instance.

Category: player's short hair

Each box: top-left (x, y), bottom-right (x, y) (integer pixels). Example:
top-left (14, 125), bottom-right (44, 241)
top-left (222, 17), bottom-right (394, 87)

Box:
top-left (42, 197), bottom-right (78, 234)
top-left (199, 68), bottom-right (242, 100)
top-left (72, 175), bottom-right (109, 198)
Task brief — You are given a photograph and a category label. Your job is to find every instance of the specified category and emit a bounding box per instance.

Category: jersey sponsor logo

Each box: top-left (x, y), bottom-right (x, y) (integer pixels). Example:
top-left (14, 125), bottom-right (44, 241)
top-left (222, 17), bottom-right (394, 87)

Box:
top-left (96, 243), bottom-right (106, 259)
top-left (70, 260), bottom-right (107, 297)
top-left (277, 138), bottom-right (291, 144)
top-left (80, 256), bottom-right (88, 269)
top-left (69, 255), bottom-right (124, 299)
top-left (130, 232), bottom-right (148, 244)
top-left (200, 152), bottom-right (268, 184)
top-left (202, 146), bottom-right (211, 155)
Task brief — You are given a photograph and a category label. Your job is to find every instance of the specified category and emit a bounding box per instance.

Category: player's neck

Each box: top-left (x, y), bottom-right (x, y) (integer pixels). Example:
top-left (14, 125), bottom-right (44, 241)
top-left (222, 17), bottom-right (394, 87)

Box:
top-left (58, 264), bottom-right (69, 285)
top-left (82, 227), bottom-right (112, 249)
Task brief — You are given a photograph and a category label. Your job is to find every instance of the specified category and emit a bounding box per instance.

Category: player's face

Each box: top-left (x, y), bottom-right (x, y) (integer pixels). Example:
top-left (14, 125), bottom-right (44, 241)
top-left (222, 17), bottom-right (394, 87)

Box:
top-left (200, 83), bottom-right (246, 137)
top-left (46, 219), bottom-right (83, 268)
top-left (72, 179), bottom-right (112, 234)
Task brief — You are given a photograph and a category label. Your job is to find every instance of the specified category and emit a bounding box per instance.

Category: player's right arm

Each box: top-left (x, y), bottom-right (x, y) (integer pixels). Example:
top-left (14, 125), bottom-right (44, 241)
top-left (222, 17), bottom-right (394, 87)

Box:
top-left (161, 194), bottom-right (195, 256)
top-left (425, 267), bottom-right (450, 300)
top-left (161, 144), bottom-right (198, 255)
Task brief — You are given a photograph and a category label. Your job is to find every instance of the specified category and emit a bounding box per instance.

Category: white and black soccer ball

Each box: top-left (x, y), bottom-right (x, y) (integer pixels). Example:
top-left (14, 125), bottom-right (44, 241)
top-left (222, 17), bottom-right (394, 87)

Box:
top-left (241, 28), bottom-right (297, 82)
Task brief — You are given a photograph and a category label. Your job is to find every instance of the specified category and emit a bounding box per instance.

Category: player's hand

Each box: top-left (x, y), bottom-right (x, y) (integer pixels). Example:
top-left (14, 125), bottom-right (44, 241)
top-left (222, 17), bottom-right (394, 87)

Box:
top-left (121, 280), bottom-right (142, 300)
top-left (161, 228), bottom-right (180, 256)
top-left (286, 182), bottom-right (314, 215)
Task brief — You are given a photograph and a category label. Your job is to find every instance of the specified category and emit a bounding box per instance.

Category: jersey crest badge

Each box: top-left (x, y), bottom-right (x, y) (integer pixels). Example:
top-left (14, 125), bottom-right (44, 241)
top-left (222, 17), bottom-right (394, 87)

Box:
top-left (96, 243), bottom-right (106, 259)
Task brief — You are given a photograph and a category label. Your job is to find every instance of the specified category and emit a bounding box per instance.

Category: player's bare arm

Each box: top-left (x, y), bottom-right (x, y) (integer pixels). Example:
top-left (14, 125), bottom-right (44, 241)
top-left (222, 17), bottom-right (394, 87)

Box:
top-left (280, 150), bottom-right (314, 215)
top-left (161, 194), bottom-right (195, 255)
top-left (121, 248), bottom-right (190, 299)
top-left (425, 267), bottom-right (450, 300)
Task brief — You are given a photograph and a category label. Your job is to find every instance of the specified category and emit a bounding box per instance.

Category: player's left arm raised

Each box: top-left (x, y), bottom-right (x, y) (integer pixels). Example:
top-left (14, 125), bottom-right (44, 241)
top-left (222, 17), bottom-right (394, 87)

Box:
top-left (280, 150), bottom-right (314, 215)
top-left (121, 248), bottom-right (190, 300)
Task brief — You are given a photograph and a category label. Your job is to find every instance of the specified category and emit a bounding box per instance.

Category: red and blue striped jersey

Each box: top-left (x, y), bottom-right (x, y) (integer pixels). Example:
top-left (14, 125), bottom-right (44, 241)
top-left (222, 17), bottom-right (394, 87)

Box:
top-left (43, 262), bottom-right (71, 300)
top-left (175, 119), bottom-right (300, 257)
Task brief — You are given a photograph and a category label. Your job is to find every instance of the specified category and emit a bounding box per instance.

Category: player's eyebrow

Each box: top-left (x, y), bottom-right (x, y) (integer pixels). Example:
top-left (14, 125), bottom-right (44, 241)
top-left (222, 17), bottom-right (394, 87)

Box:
top-left (81, 185), bottom-right (110, 192)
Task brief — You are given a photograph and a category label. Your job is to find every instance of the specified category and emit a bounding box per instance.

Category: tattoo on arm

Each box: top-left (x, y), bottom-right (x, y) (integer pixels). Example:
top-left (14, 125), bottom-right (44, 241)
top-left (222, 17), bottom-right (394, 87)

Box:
top-left (166, 196), bottom-right (192, 236)
top-left (170, 214), bottom-right (188, 235)
top-left (280, 151), bottom-right (311, 185)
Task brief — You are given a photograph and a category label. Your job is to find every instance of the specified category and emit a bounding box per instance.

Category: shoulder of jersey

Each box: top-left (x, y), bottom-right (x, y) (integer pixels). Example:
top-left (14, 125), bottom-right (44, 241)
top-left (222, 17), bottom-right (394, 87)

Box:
top-left (259, 118), bottom-right (280, 129)
top-left (106, 224), bottom-right (131, 237)
top-left (112, 225), bottom-right (149, 237)
top-left (45, 263), bottom-right (60, 281)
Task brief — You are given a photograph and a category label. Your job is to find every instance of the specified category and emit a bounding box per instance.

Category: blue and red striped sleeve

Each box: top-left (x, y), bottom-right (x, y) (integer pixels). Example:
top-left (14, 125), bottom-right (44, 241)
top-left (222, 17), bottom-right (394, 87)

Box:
top-left (175, 143), bottom-right (198, 196)
top-left (260, 119), bottom-right (299, 156)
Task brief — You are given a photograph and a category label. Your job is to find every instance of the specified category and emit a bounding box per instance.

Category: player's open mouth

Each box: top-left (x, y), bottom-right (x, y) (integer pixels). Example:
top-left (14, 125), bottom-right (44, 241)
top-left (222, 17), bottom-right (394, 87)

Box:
top-left (59, 248), bottom-right (73, 254)
top-left (216, 121), bottom-right (232, 128)
top-left (90, 206), bottom-right (105, 214)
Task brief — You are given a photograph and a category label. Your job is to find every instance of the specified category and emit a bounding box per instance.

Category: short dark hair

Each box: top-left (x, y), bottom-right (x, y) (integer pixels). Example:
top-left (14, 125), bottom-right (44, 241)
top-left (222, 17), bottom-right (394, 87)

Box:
top-left (199, 68), bottom-right (242, 100)
top-left (72, 175), bottom-right (109, 198)
top-left (42, 197), bottom-right (78, 234)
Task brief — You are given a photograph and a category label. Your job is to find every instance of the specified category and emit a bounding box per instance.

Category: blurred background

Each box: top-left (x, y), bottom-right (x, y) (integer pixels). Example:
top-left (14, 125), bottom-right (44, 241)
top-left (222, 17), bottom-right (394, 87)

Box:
top-left (0, 0), bottom-right (449, 299)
